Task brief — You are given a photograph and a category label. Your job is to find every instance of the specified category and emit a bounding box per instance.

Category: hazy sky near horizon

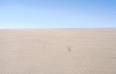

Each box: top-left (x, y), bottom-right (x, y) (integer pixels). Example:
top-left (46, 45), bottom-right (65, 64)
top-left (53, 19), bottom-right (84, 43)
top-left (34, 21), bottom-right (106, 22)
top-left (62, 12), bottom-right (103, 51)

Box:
top-left (0, 0), bottom-right (116, 28)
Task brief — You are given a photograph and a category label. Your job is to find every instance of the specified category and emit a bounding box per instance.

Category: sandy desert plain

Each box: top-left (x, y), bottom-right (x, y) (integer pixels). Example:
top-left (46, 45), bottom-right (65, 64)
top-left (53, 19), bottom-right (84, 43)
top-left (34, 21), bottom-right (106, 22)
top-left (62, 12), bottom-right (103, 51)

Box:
top-left (0, 29), bottom-right (116, 74)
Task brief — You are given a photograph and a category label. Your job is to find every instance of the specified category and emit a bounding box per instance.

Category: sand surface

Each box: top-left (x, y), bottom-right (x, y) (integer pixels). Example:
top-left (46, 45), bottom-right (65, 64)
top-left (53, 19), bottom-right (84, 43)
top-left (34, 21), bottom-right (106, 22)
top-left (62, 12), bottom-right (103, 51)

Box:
top-left (0, 29), bottom-right (116, 74)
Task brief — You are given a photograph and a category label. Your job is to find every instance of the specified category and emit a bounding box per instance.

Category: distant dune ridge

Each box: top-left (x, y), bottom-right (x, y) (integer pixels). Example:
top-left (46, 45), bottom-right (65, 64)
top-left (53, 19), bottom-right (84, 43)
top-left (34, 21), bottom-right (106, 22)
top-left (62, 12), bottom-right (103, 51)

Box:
top-left (0, 29), bottom-right (116, 74)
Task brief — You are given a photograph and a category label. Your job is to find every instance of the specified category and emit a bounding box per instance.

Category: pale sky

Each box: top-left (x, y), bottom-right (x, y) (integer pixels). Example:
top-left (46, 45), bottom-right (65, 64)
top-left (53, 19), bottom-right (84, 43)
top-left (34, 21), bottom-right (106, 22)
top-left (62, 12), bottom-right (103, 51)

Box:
top-left (0, 0), bottom-right (116, 28)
